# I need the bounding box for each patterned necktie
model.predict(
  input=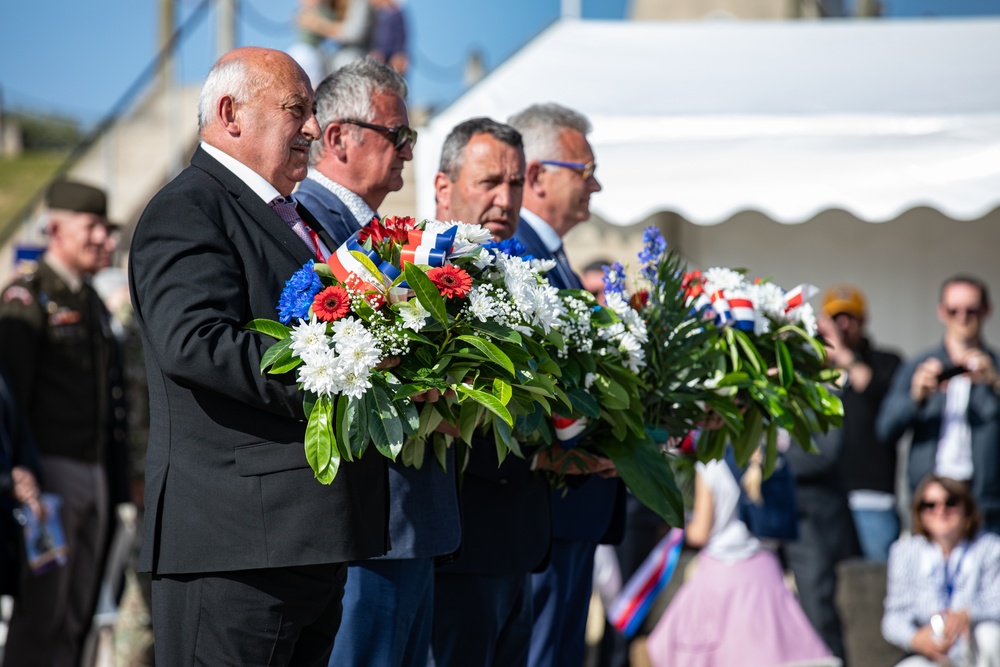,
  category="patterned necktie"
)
[270,197,320,258]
